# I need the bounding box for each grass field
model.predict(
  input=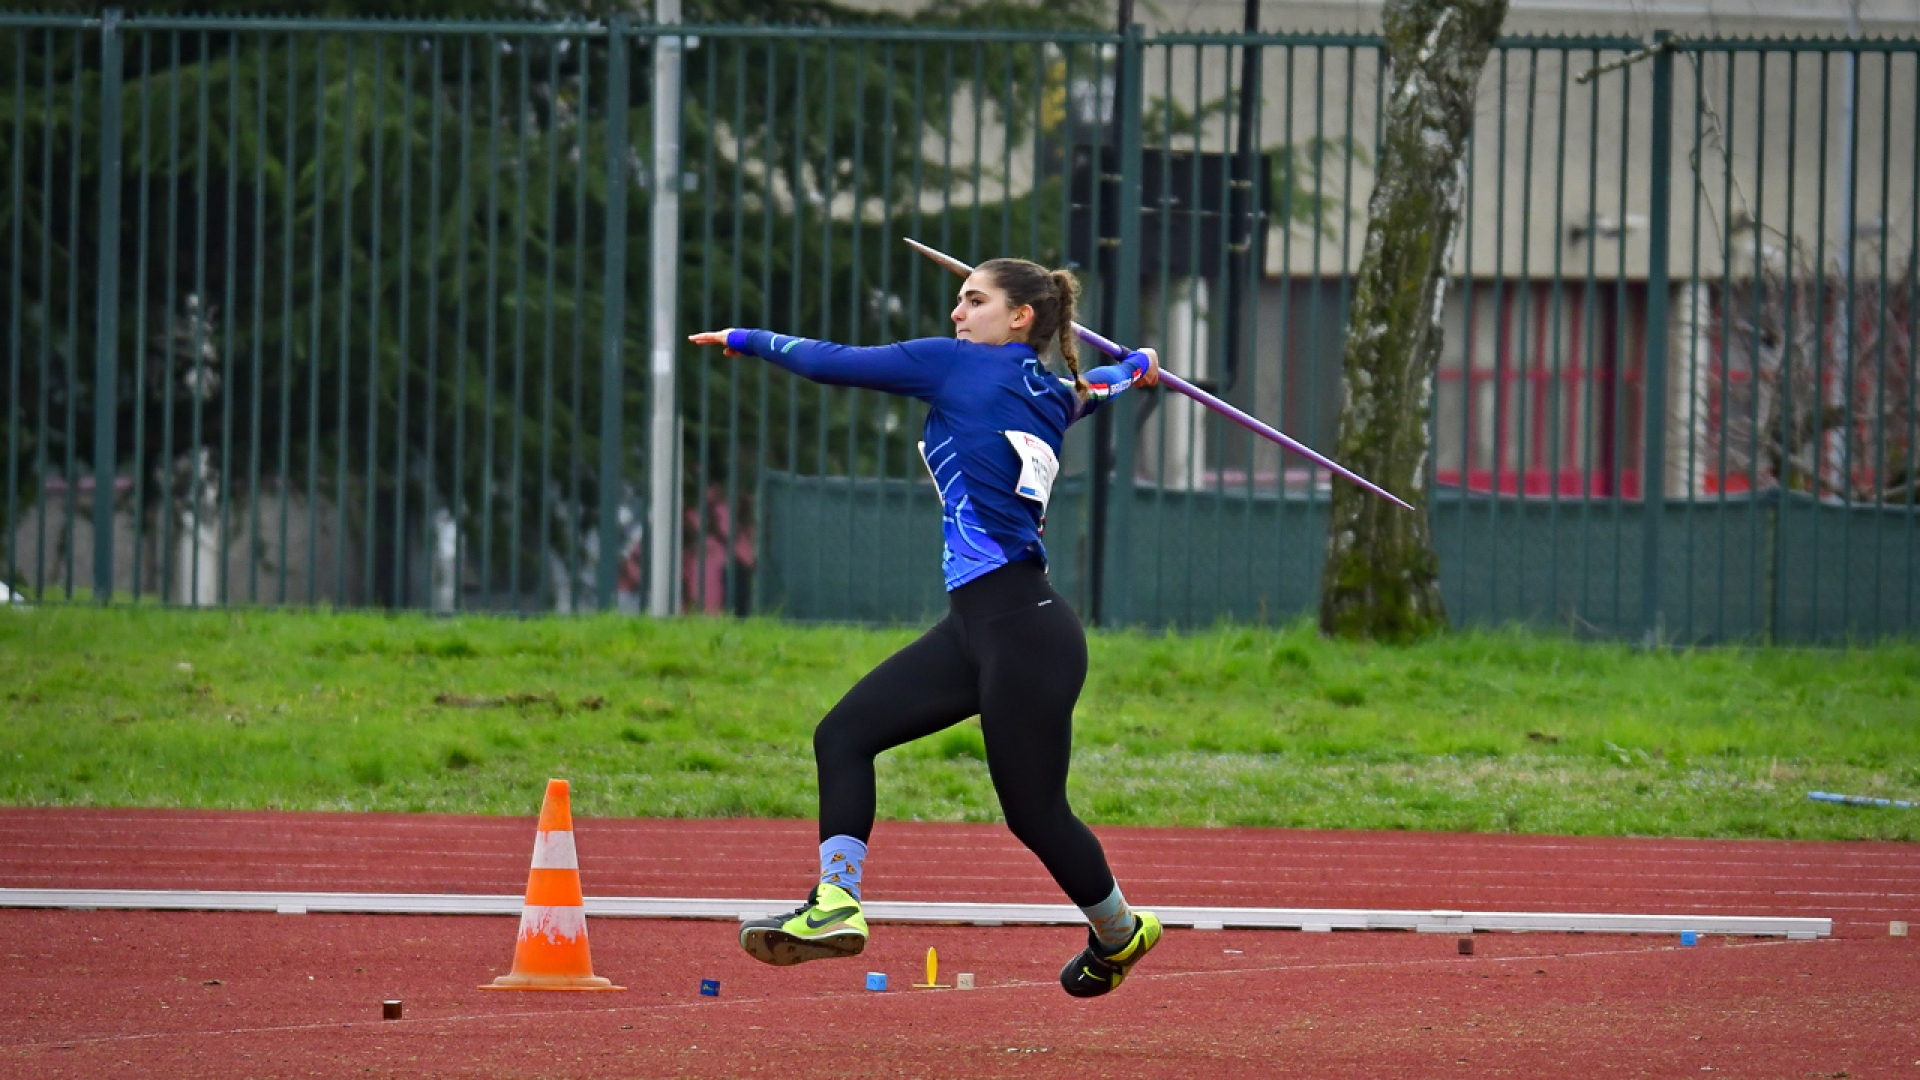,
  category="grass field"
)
[2,605,1916,841]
